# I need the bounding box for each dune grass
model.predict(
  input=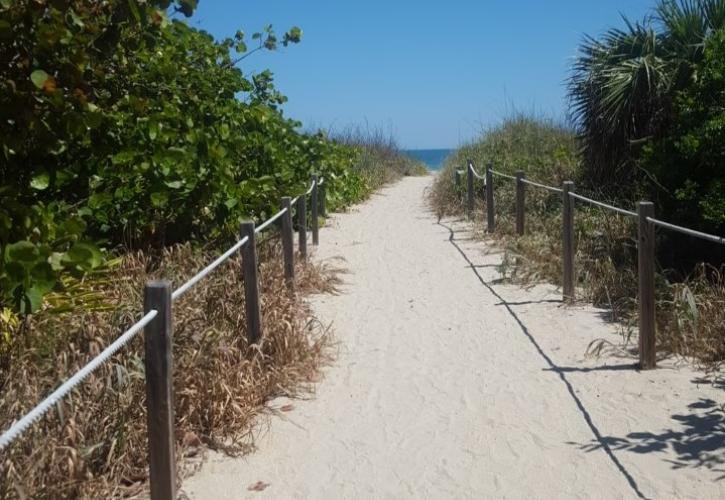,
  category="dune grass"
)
[431,113,725,369]
[0,240,341,499]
